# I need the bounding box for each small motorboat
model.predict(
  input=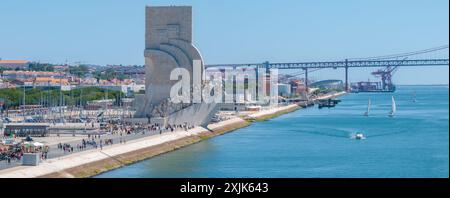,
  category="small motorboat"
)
[355,133,365,140]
